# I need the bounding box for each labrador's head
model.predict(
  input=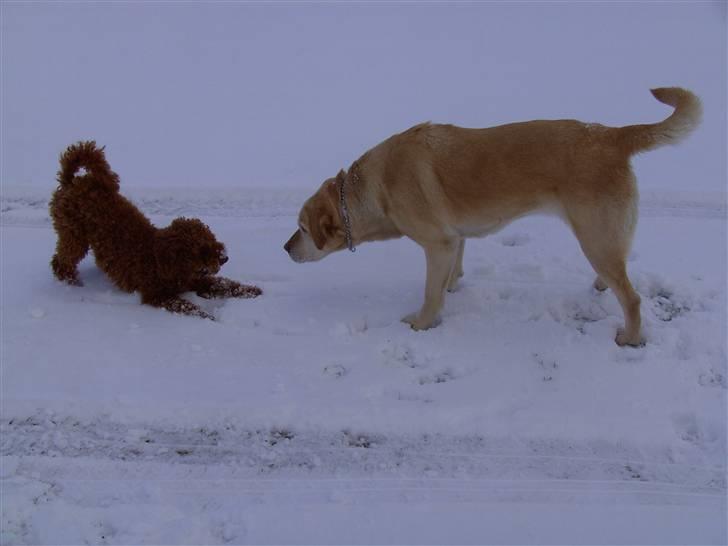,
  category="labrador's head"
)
[284,171,348,263]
